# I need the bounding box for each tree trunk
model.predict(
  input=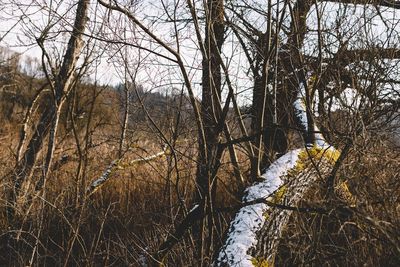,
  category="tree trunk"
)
[196,0,225,264]
[250,0,273,181]
[9,0,90,215]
